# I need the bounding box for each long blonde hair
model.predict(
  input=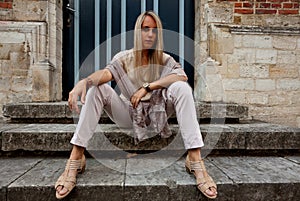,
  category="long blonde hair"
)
[133,11,164,68]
